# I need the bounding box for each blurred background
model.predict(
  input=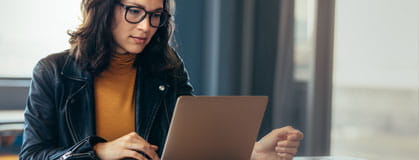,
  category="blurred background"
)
[0,0,418,159]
